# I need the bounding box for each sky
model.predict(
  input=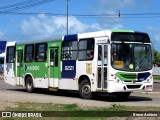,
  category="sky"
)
[0,0,160,51]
